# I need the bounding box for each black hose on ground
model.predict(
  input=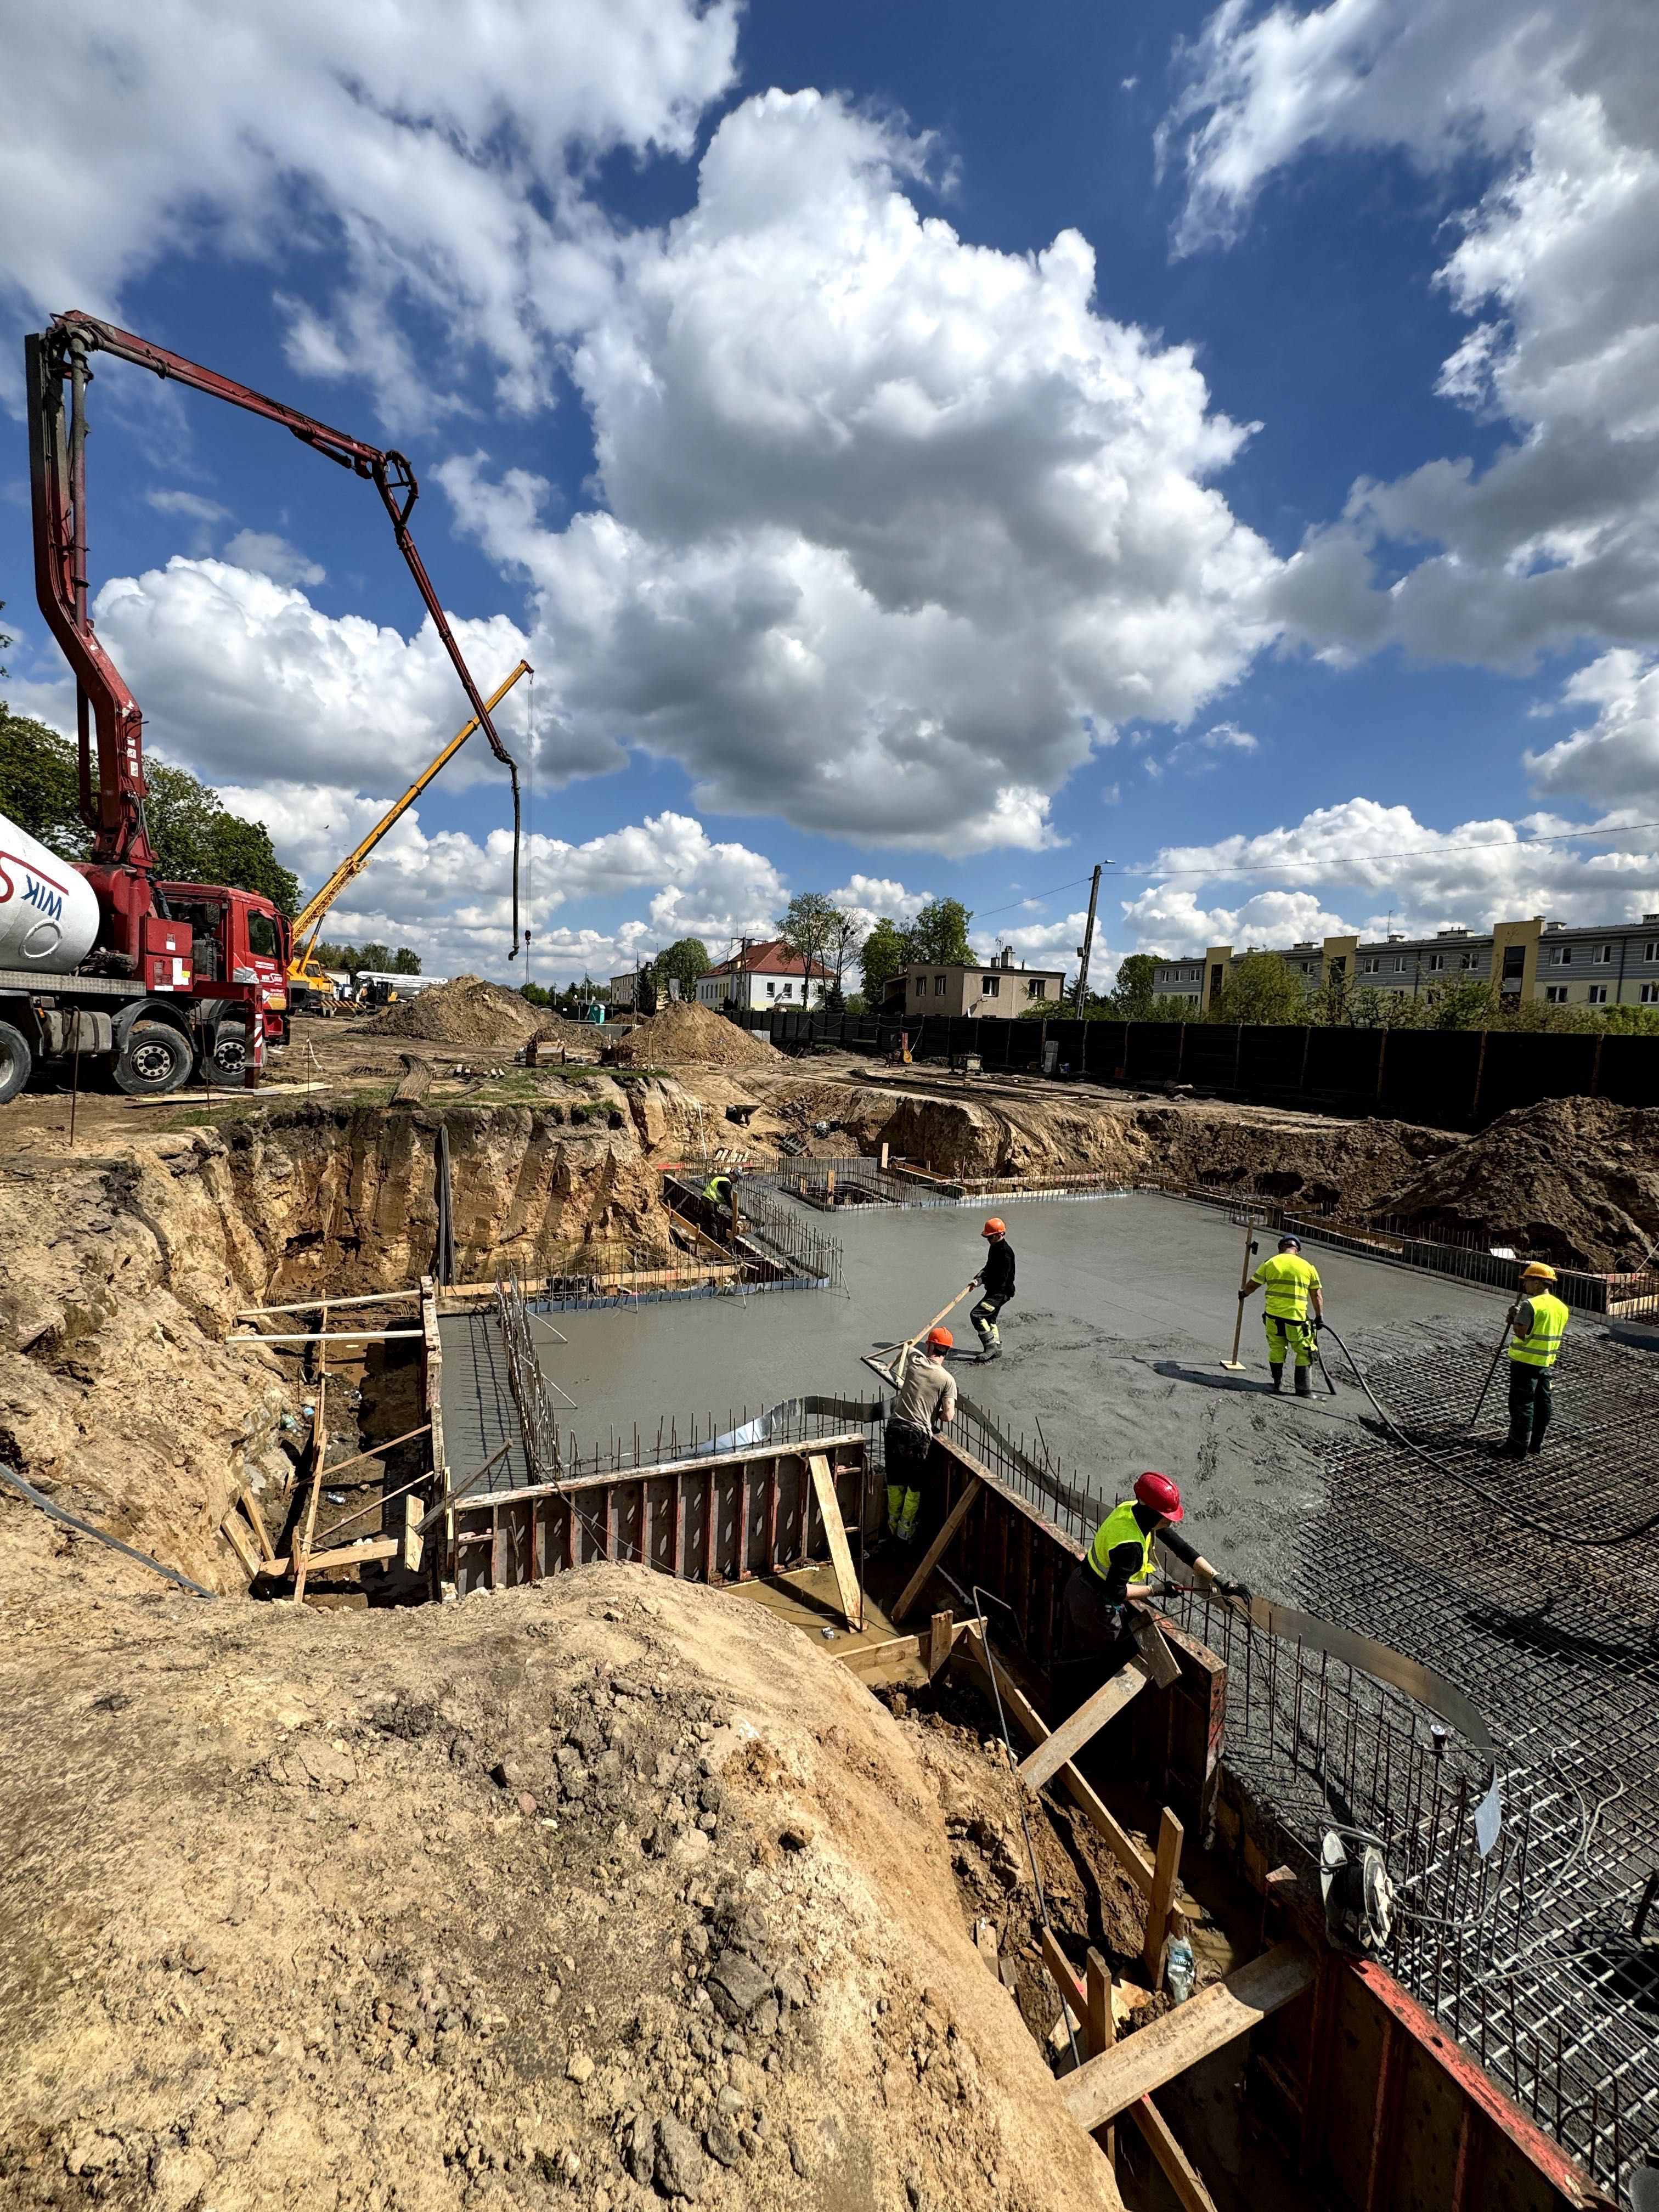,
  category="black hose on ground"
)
[0,1464,216,1598]
[1316,1318,1659,1549]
